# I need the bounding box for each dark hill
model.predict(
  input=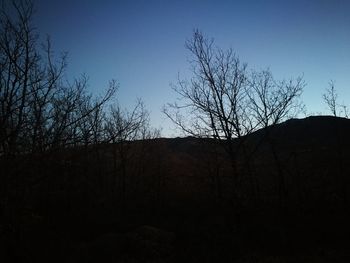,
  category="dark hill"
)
[248,115,350,148]
[2,116,350,262]
[233,116,350,208]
